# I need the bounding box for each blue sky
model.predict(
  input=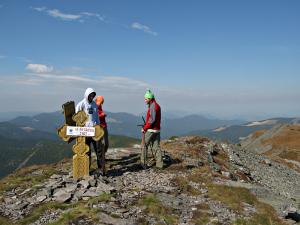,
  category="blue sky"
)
[0,0,299,120]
